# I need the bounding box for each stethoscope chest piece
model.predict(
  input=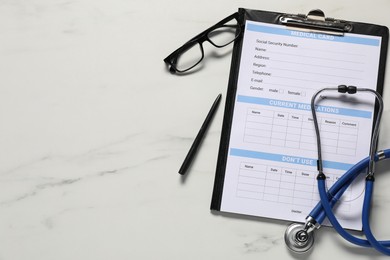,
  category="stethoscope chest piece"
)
[284,223,314,253]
